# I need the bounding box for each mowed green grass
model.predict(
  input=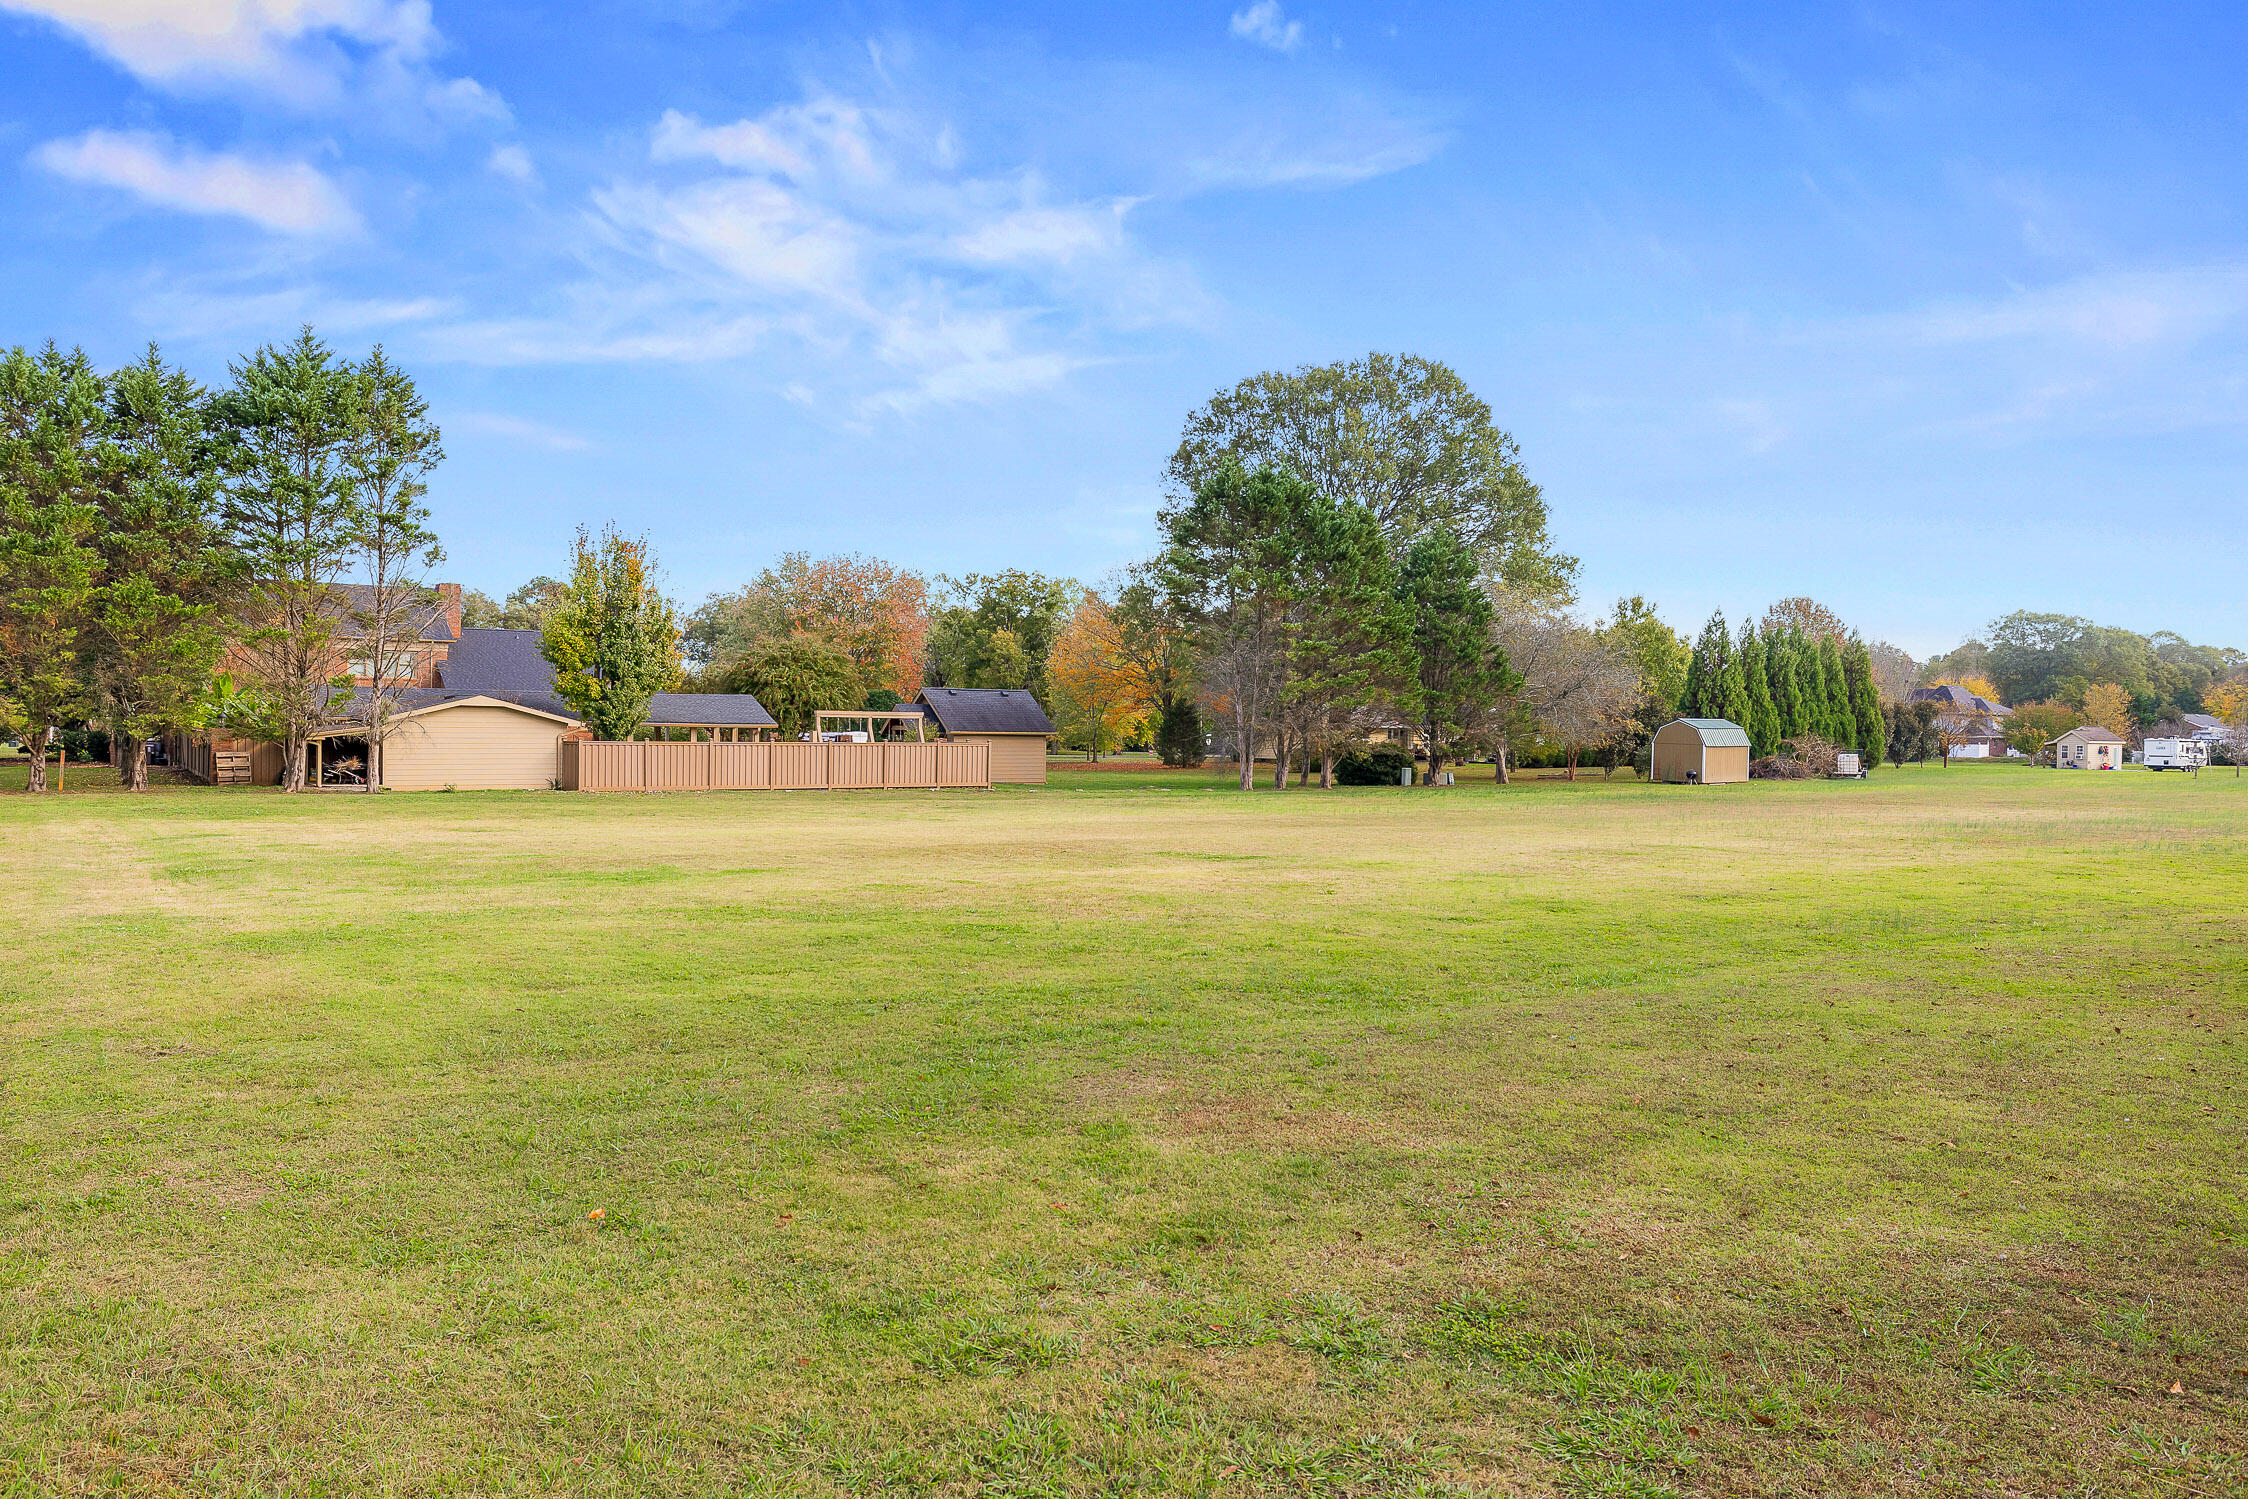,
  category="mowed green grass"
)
[1,763,2243,1497]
